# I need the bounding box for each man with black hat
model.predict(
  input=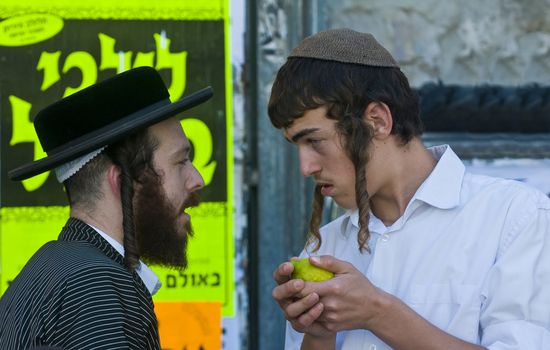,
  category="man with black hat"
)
[270,29,550,349]
[0,67,213,349]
